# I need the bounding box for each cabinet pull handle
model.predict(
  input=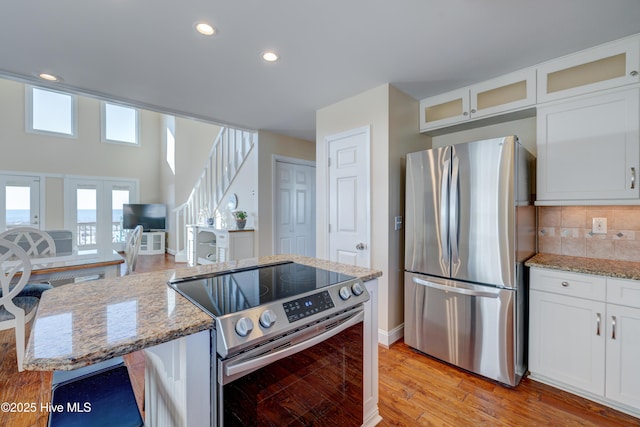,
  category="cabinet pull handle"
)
[631,70,639,77]
[561,281,569,287]
[596,313,601,336]
[611,316,617,340]
[631,167,636,189]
